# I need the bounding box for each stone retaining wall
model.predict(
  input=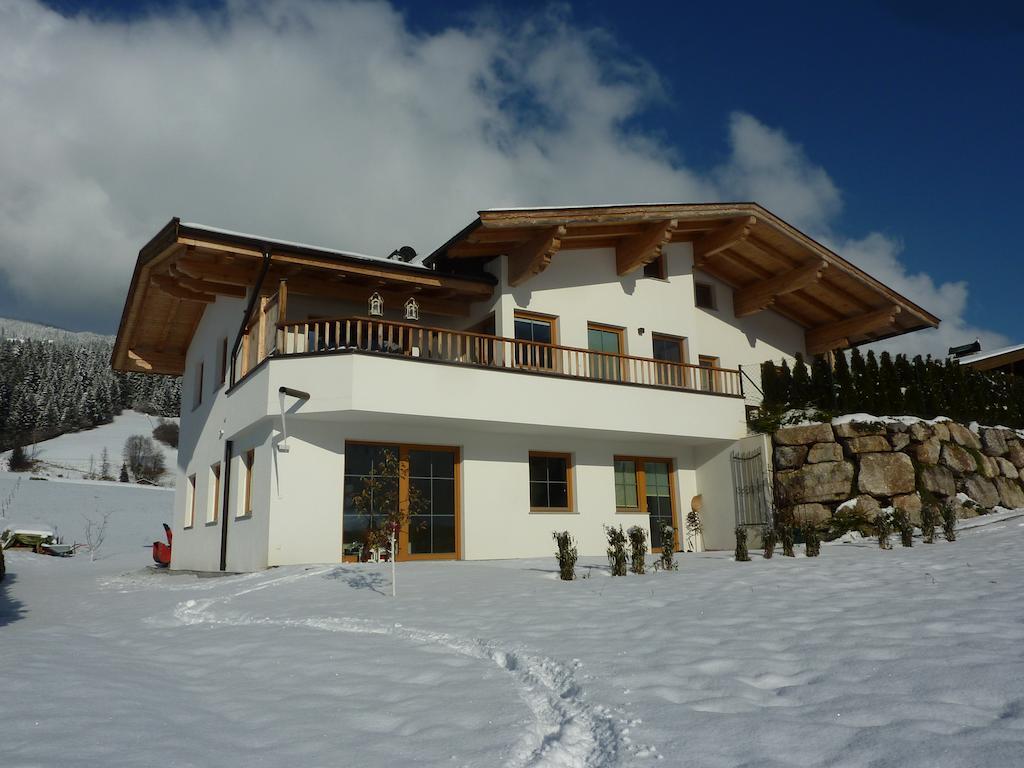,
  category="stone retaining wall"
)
[772,418,1024,526]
